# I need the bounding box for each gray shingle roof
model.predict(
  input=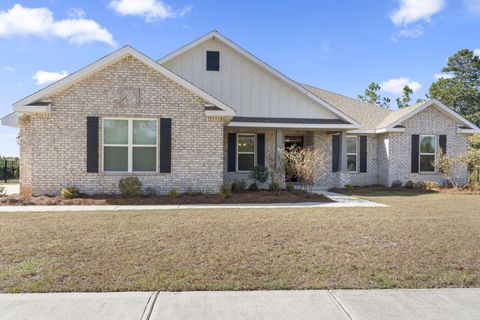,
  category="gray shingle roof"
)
[300,83,392,130]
